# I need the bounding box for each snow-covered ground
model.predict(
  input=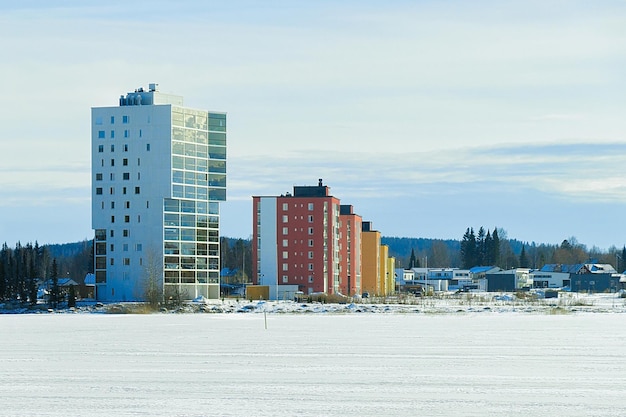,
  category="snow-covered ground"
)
[1,296,626,416]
